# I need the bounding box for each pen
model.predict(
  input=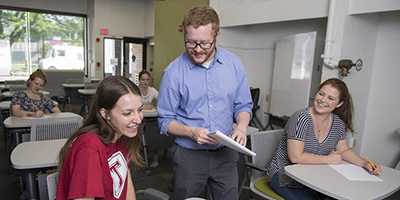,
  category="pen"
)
[32,103,40,112]
[364,153,379,175]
